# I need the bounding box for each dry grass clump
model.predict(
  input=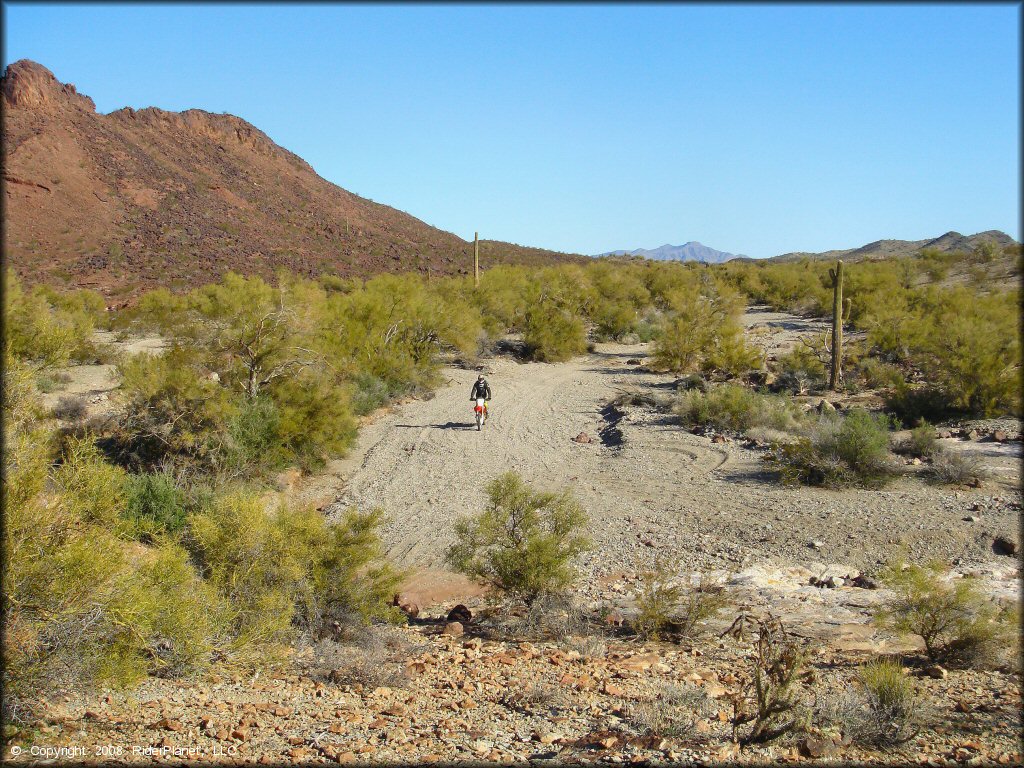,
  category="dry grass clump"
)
[633,559,729,640]
[923,448,988,486]
[305,626,415,690]
[511,592,593,641]
[52,394,88,421]
[818,658,921,746]
[627,682,715,741]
